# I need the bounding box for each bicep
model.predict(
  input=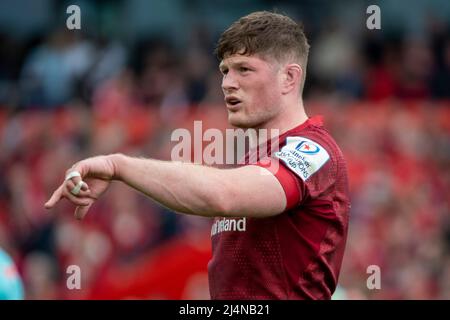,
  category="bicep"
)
[219,165,288,218]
